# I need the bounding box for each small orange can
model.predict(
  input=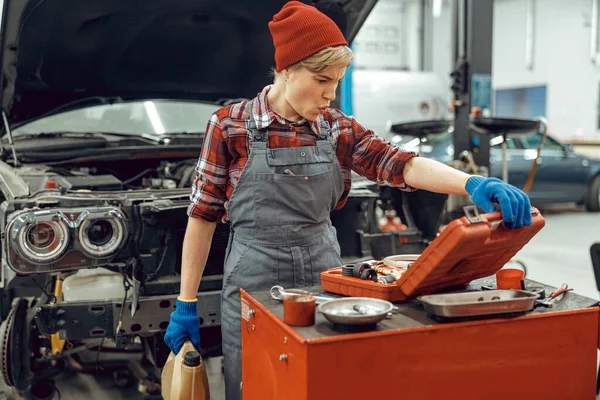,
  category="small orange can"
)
[496,268,525,290]
[283,295,316,326]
